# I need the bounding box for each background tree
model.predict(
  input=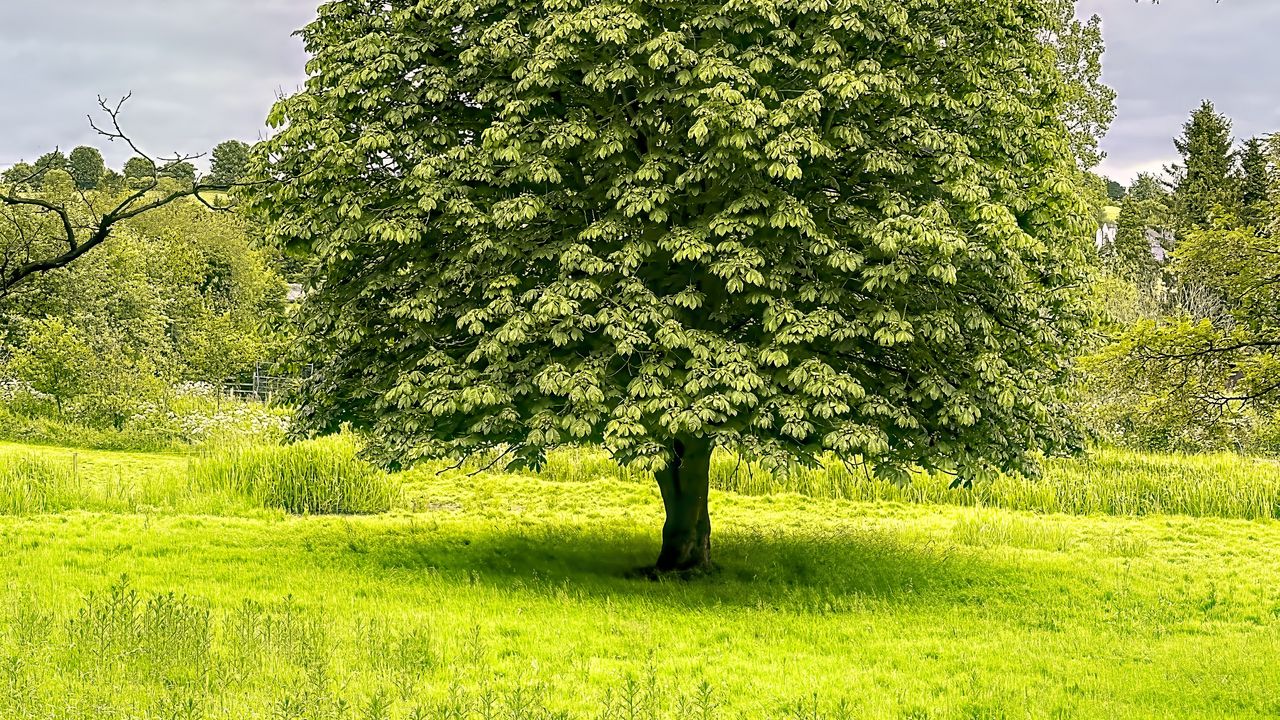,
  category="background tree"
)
[1238,136,1272,231]
[252,0,1093,572]
[6,317,94,415]
[1106,186,1166,285]
[209,140,252,186]
[1,196,287,429]
[1091,136,1280,449]
[1168,101,1239,235]
[99,168,126,195]
[67,146,106,190]
[159,161,197,185]
[123,156,157,187]
[1106,178,1127,203]
[1048,5,1116,170]
[33,150,67,179]
[1,163,36,188]
[1128,173,1167,203]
